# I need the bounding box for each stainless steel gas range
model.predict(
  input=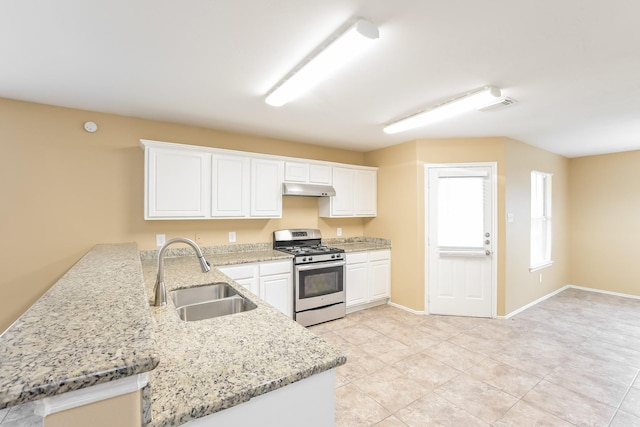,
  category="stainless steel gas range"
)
[273,229,346,327]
